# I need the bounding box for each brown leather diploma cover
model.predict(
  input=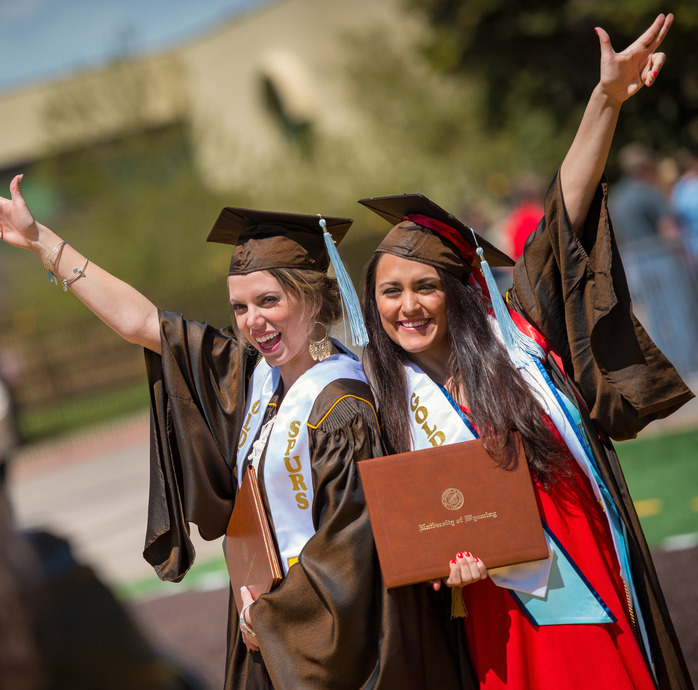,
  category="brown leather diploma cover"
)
[358,434,547,588]
[225,466,283,613]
